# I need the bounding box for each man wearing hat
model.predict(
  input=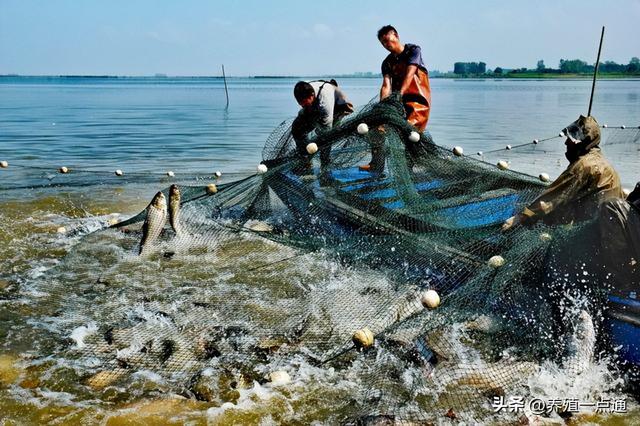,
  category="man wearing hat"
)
[502,115,623,230]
